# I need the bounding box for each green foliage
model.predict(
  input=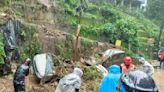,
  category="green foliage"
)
[63,0,159,57]
[20,35,41,62]
[20,48,28,62]
[80,25,98,39]
[138,37,148,43]
[98,16,139,52]
[83,13,97,19]
[86,3,99,14]
[0,0,10,7]
[20,25,41,61]
[99,23,116,43]
[20,40,41,62]
[29,40,41,58]
[0,33,5,65]
[145,0,164,25]
[122,48,139,63]
[55,35,73,59]
[65,0,77,5]
[64,3,76,15]
[21,25,37,41]
[57,44,72,59]
[83,66,100,80]
[100,6,115,19]
[115,17,139,51]
[81,38,92,48]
